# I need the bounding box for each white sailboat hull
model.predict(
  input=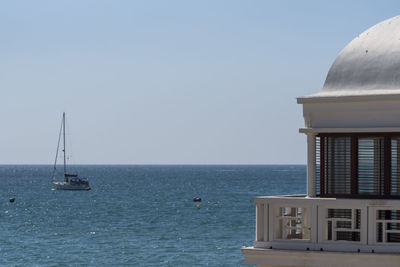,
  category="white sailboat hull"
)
[53,181,91,191]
